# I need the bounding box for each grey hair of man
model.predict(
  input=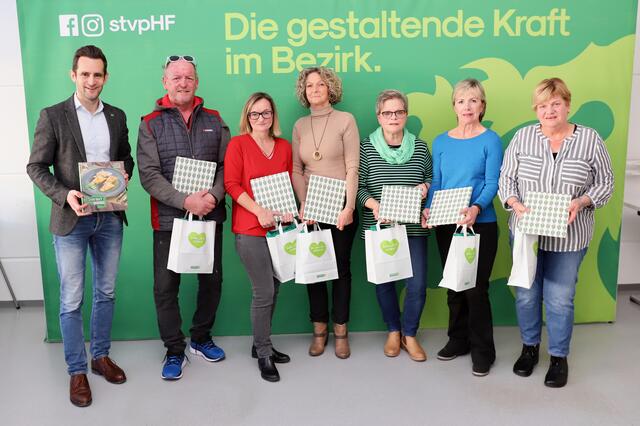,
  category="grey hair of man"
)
[162,58,198,80]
